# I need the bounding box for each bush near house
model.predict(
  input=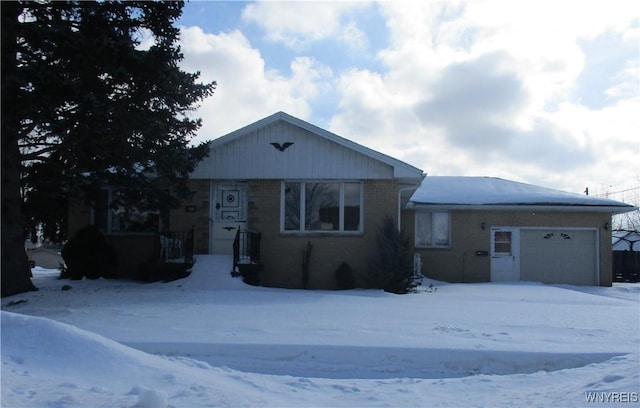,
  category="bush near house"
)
[302,241,313,289]
[61,226,117,280]
[335,262,356,290]
[368,216,413,294]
